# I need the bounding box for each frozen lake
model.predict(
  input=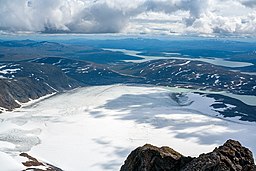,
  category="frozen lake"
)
[0,85,255,171]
